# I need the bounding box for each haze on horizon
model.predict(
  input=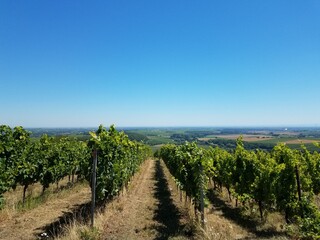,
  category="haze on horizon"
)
[1,1,319,128]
